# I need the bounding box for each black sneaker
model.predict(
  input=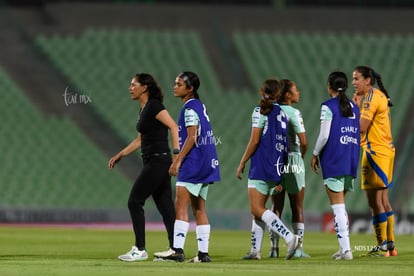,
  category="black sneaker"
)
[366,246,387,257]
[157,248,185,262]
[188,252,212,263]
